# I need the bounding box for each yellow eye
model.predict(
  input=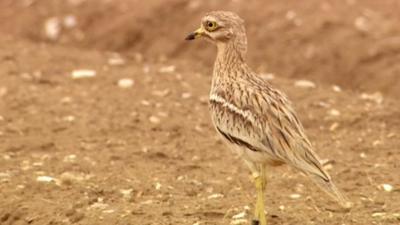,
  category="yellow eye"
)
[206,21,218,31]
